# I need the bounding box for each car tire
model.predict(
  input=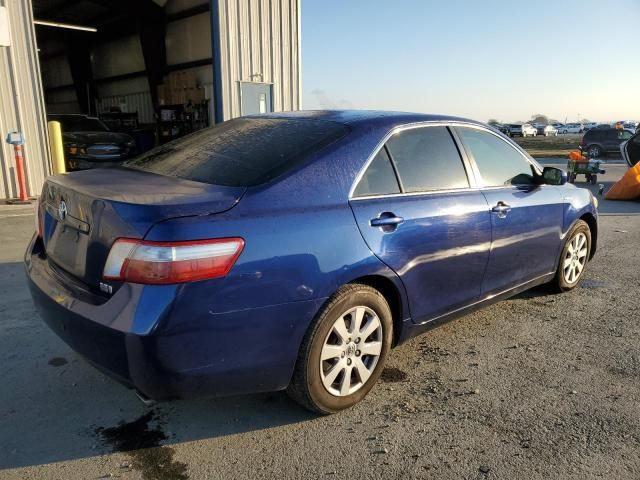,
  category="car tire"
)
[587,145,602,158]
[551,220,591,292]
[287,283,393,414]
